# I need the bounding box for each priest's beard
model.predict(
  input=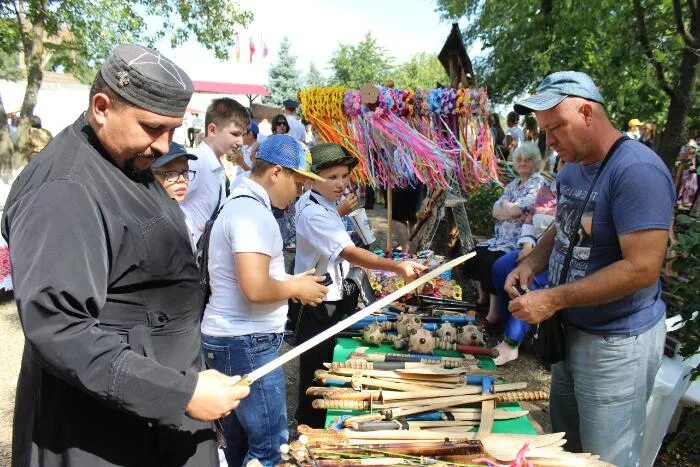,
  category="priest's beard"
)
[123,152,156,184]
